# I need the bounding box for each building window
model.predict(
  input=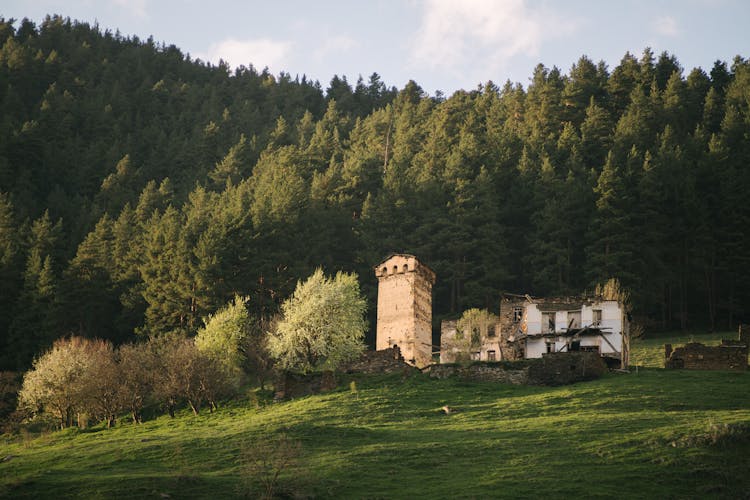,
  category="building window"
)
[487,325,496,337]
[546,342,556,353]
[567,311,581,329]
[512,307,523,322]
[487,350,496,361]
[542,312,555,333]
[471,351,480,361]
[471,327,481,346]
[381,267,387,275]
[403,264,409,272]
[393,265,398,274]
[593,309,602,325]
